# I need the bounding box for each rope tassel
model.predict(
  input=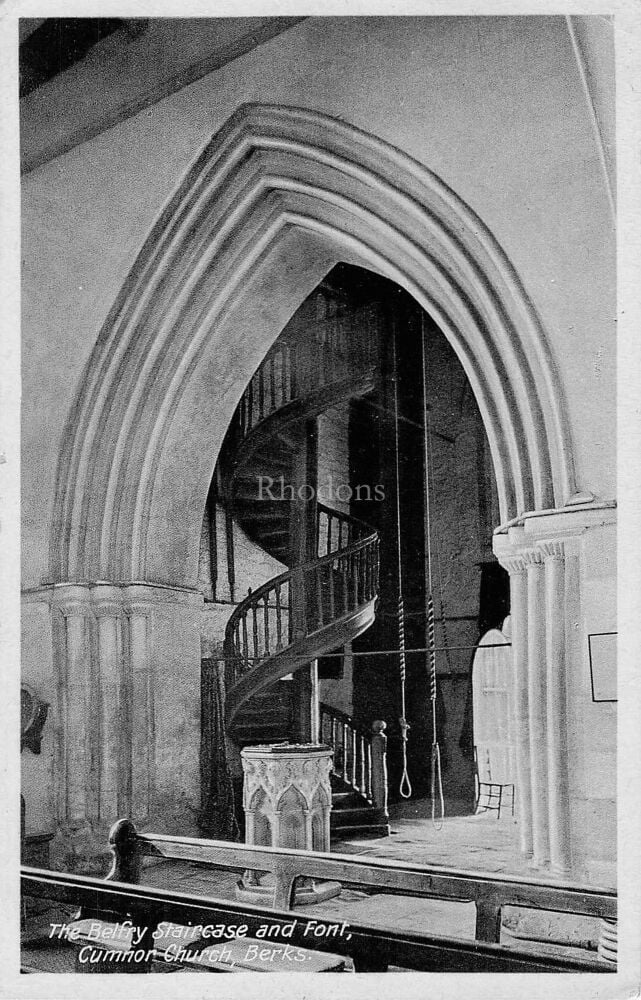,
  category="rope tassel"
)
[427,594,436,699]
[398,595,412,799]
